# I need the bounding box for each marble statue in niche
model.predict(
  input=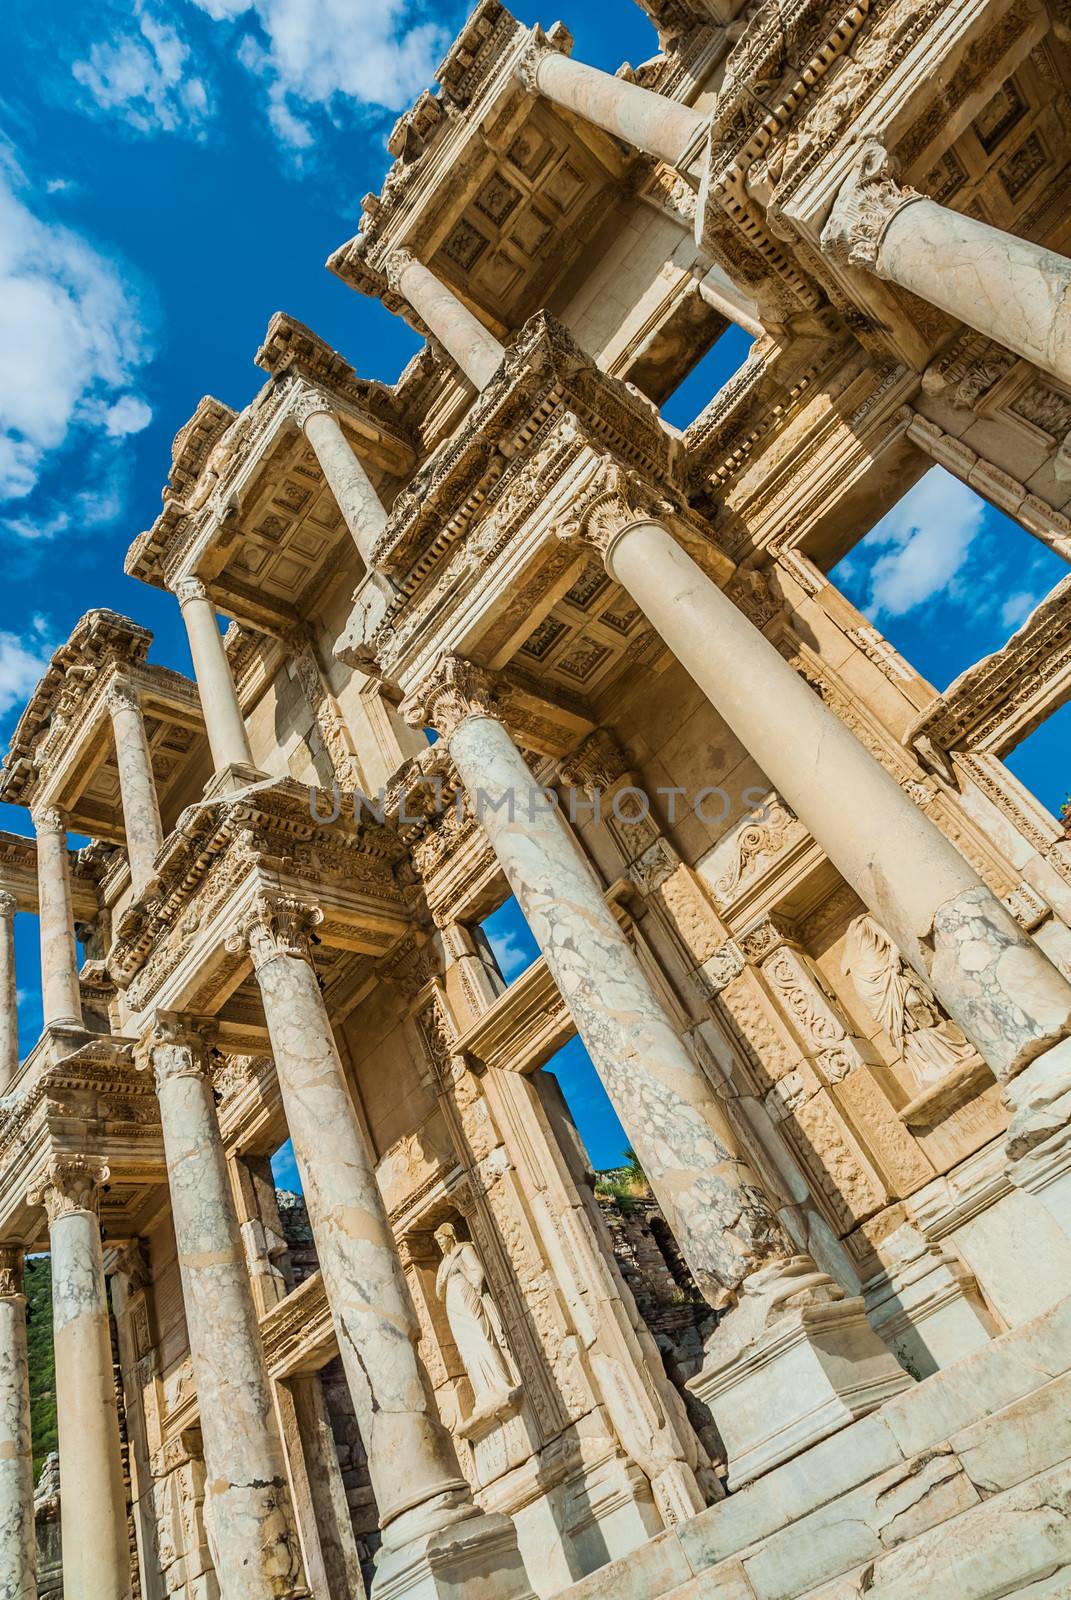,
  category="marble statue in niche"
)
[434,1220,521,1428]
[843,913,990,1122]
